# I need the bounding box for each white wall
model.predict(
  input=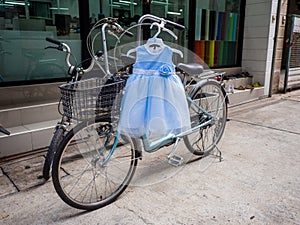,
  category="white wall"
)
[242,0,278,96]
